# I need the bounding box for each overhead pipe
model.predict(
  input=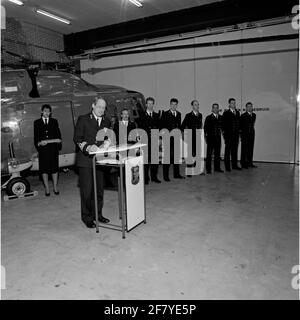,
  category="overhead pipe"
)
[87,33,298,60]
